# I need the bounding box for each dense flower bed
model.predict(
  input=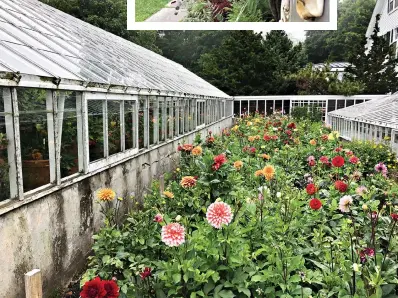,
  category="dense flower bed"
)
[82,114,398,298]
